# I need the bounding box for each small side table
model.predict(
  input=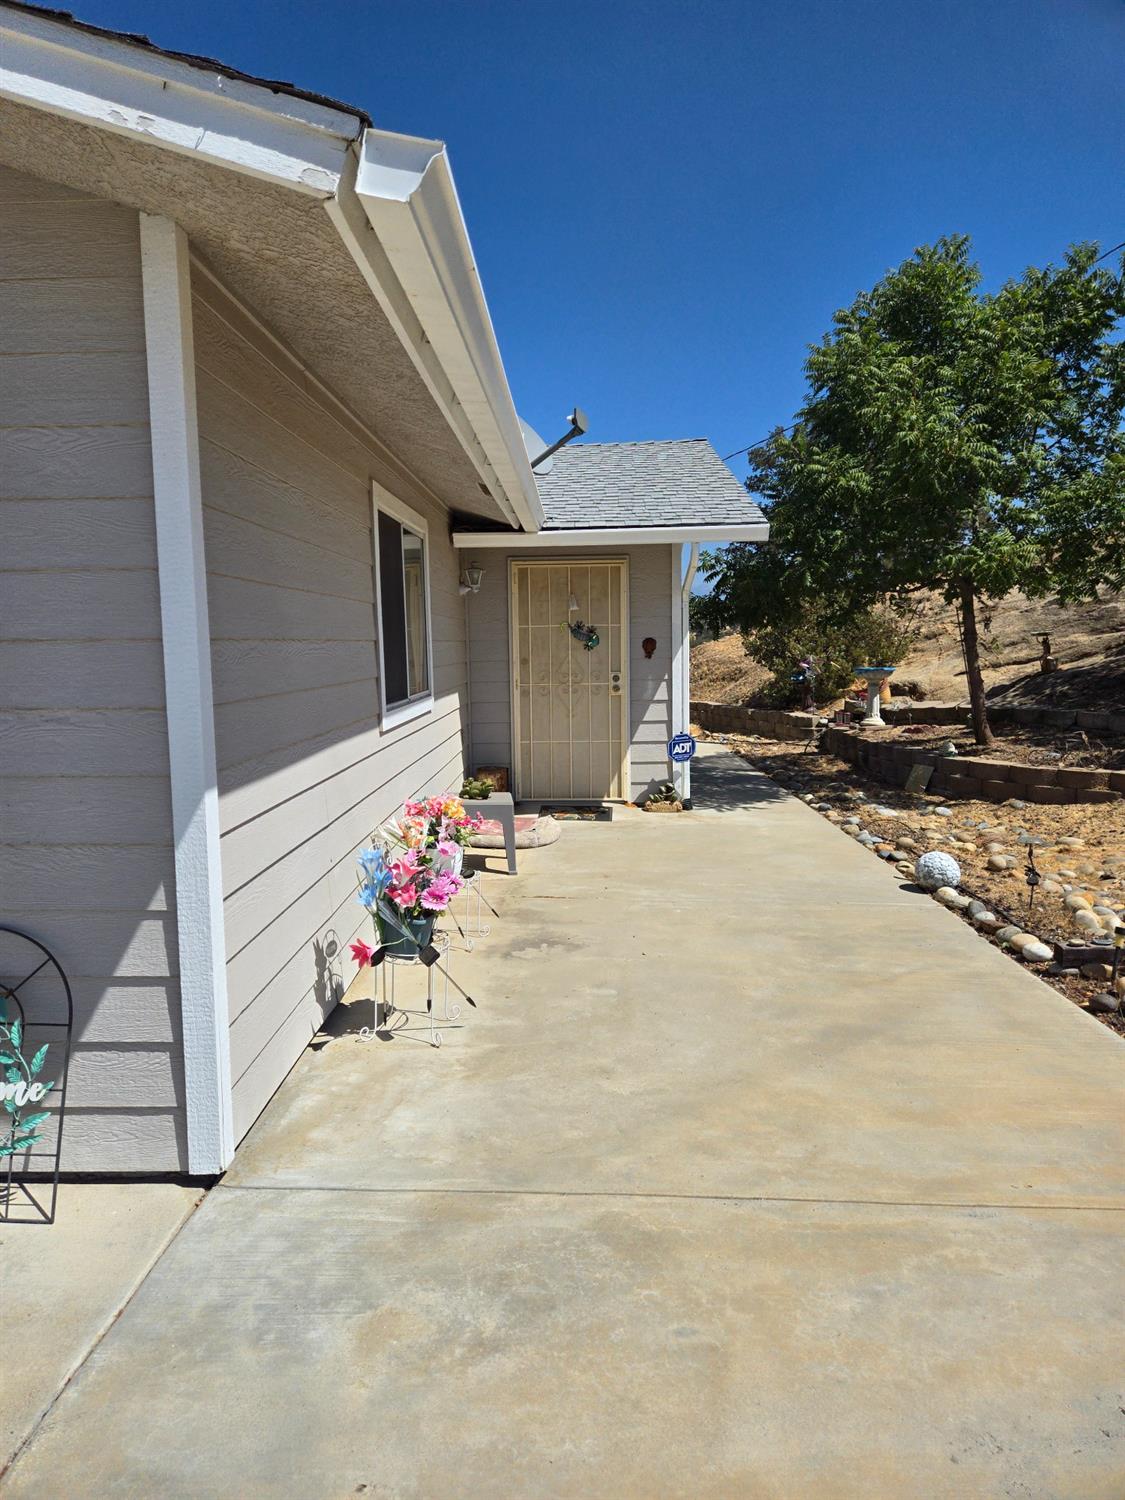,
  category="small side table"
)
[463,791,517,875]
